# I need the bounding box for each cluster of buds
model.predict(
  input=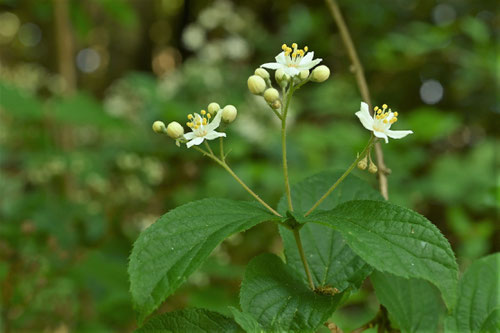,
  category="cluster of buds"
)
[357,154,378,174]
[152,102,237,148]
